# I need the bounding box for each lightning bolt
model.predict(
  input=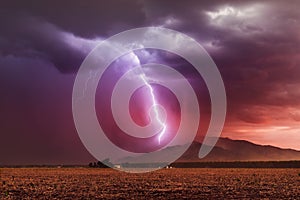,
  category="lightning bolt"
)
[75,70,95,104]
[77,50,167,144]
[140,74,167,144]
[128,51,167,144]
